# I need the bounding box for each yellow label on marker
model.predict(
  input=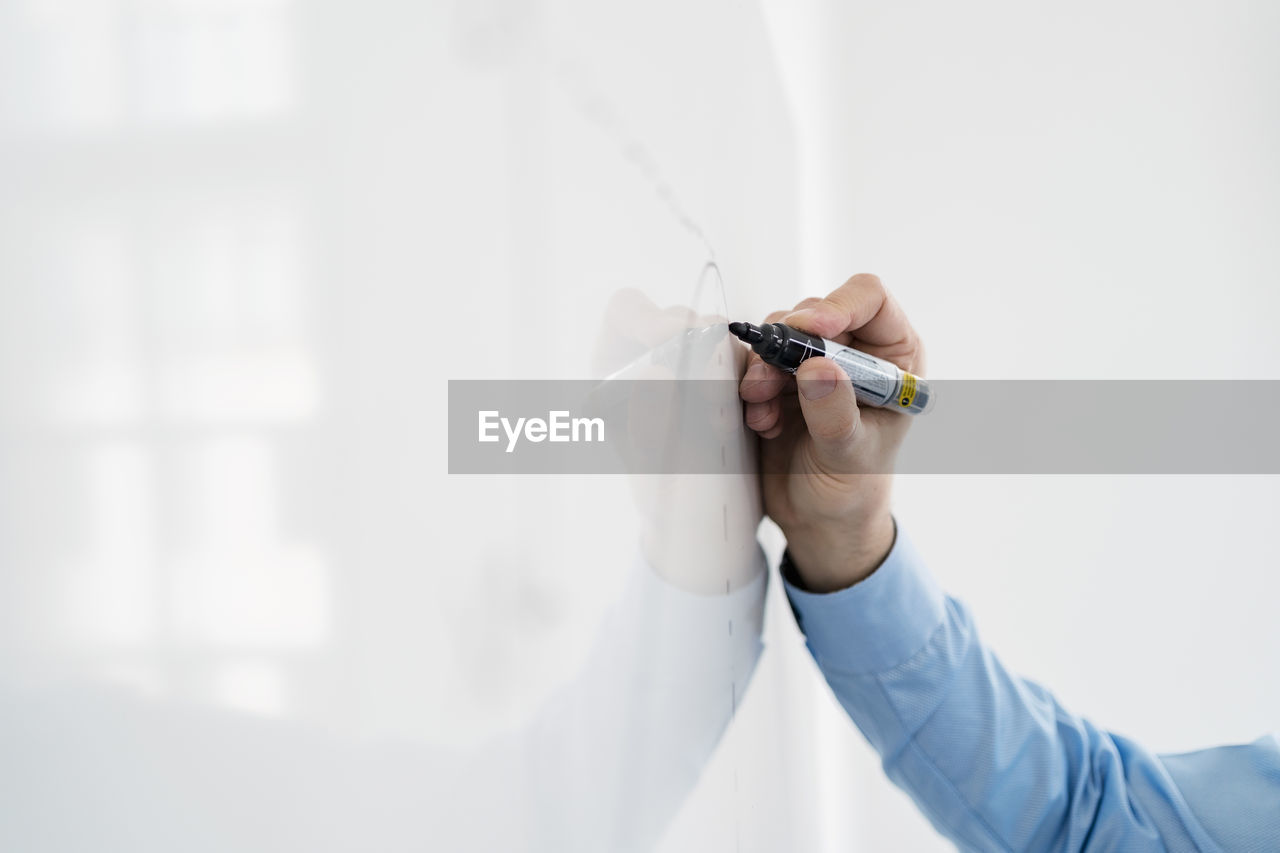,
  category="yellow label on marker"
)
[899,373,918,407]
